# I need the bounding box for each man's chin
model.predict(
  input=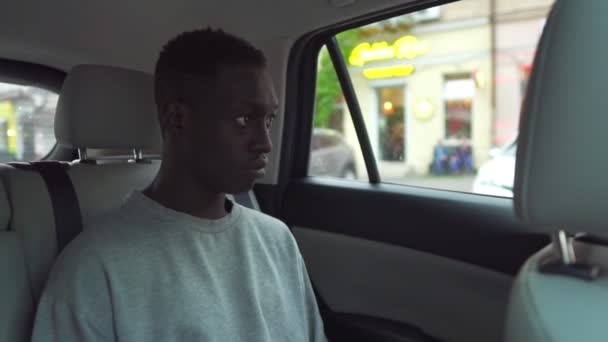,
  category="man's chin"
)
[218,169,265,195]
[224,180,256,195]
